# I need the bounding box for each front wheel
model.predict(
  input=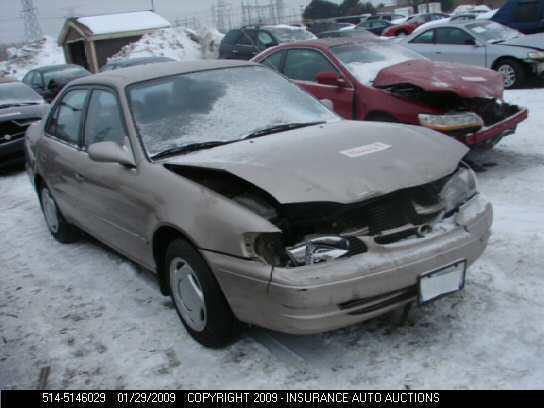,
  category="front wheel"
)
[166,239,237,347]
[495,59,525,89]
[39,186,79,243]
